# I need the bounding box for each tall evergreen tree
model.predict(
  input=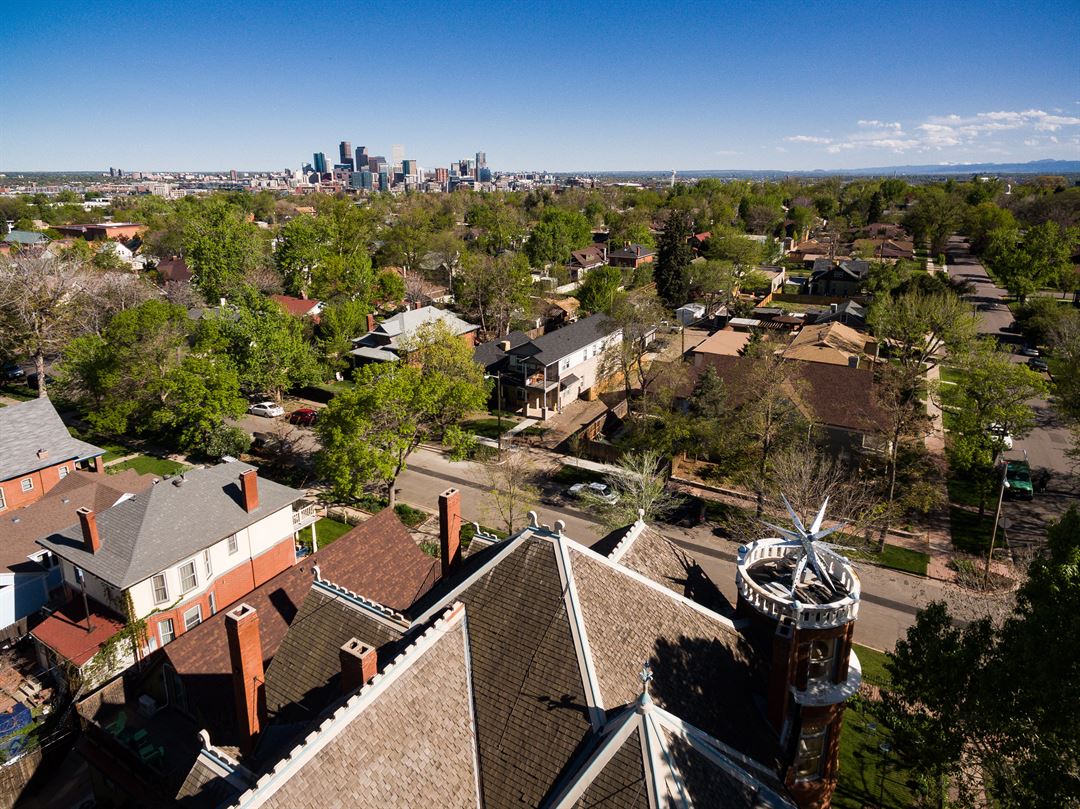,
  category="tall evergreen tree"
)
[653,210,694,306]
